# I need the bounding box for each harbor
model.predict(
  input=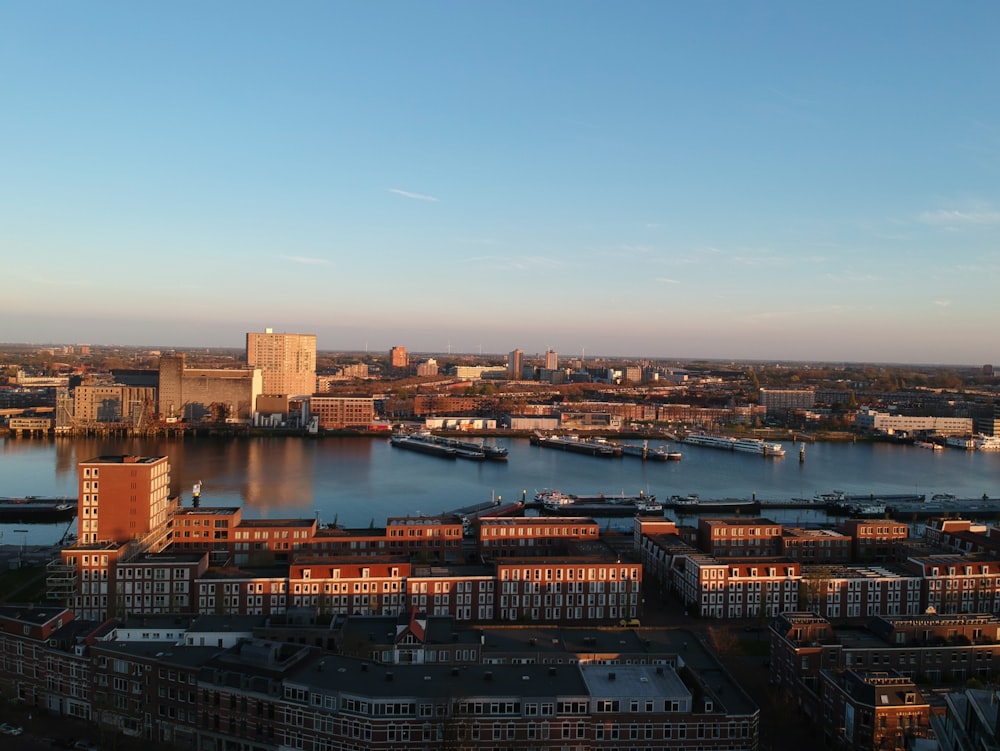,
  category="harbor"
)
[3,435,1000,544]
